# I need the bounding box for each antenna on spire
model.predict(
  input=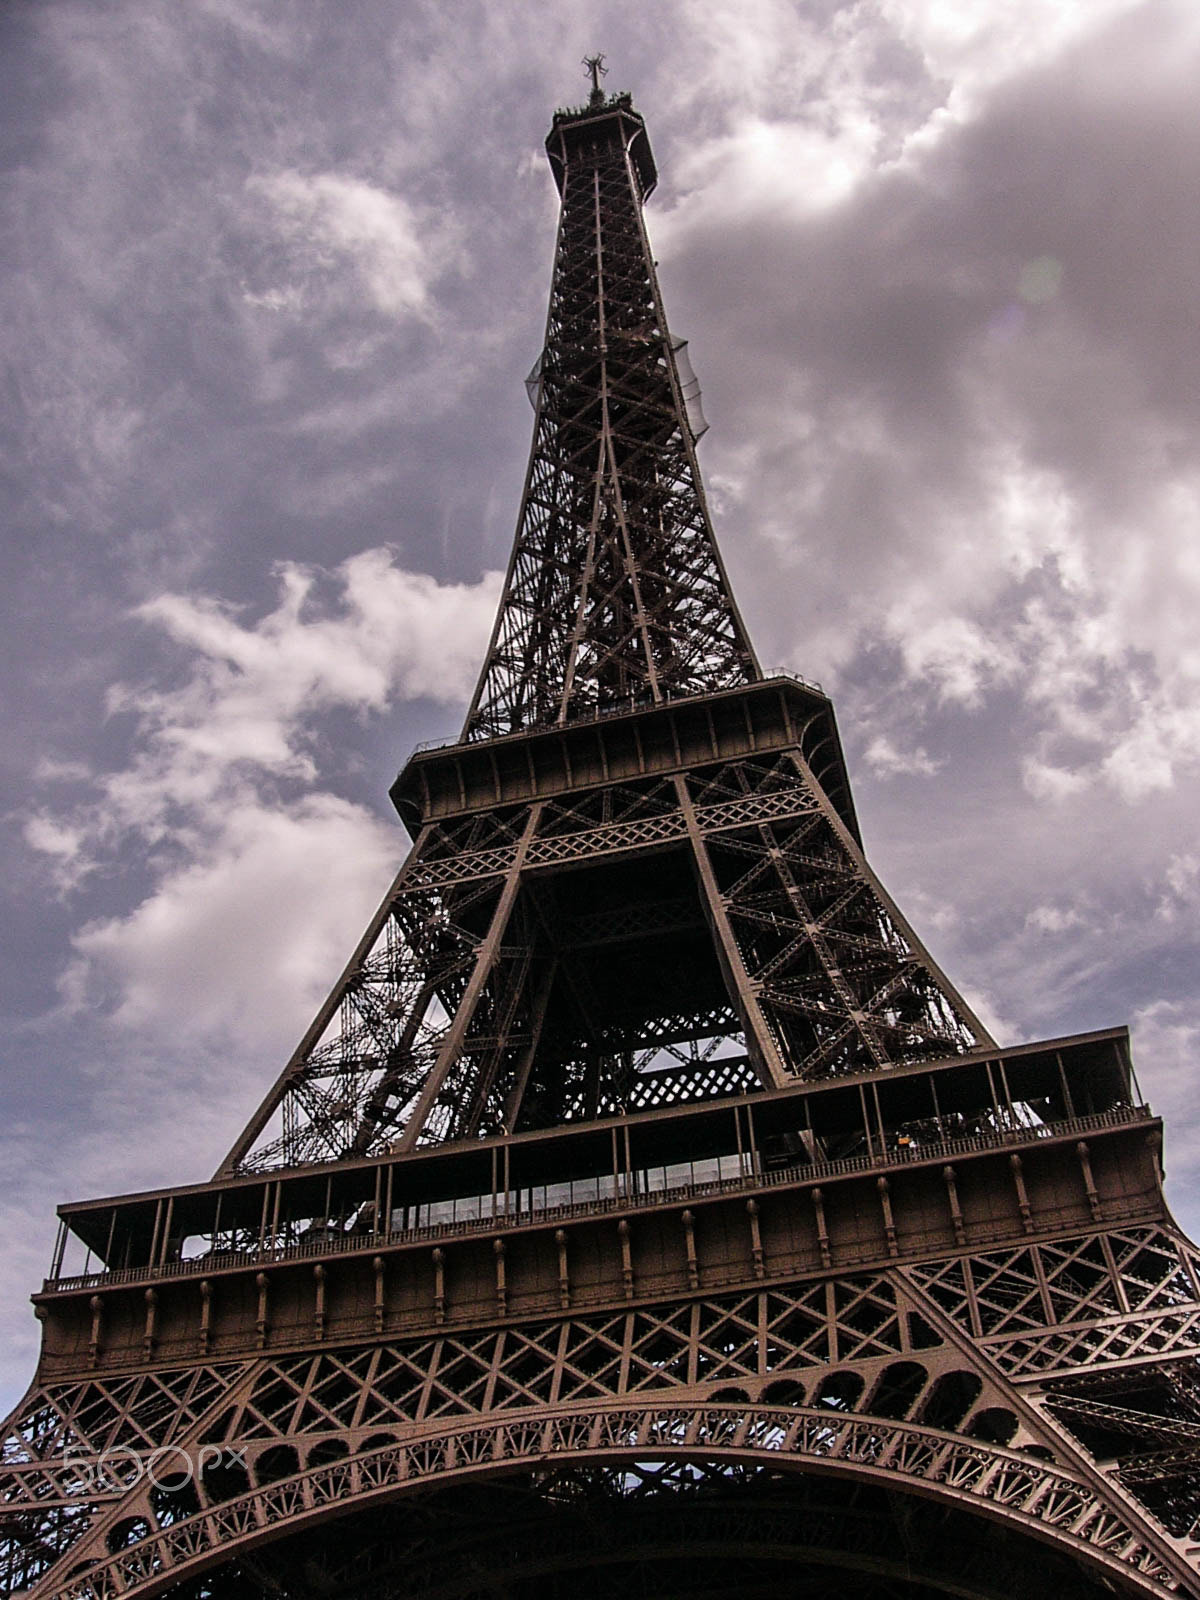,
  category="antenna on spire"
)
[582,52,608,106]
